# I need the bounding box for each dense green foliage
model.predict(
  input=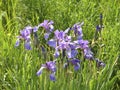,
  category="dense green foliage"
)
[0,0,120,90]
